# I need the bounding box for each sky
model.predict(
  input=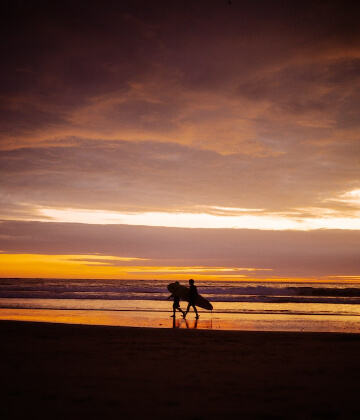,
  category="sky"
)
[0,0,359,281]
